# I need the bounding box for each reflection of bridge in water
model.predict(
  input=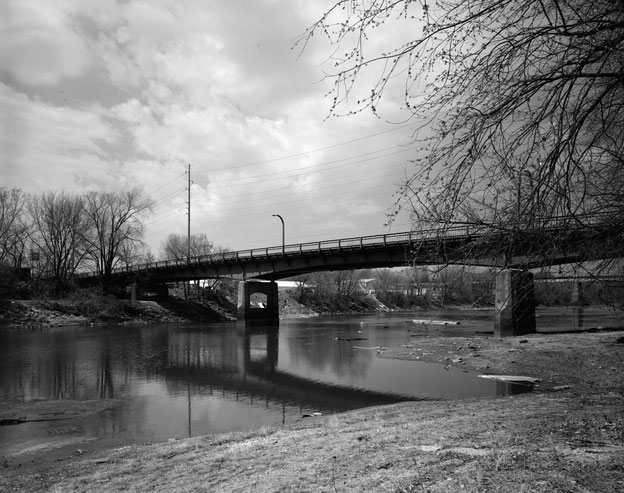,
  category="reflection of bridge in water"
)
[163,326,422,417]
[162,325,528,421]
